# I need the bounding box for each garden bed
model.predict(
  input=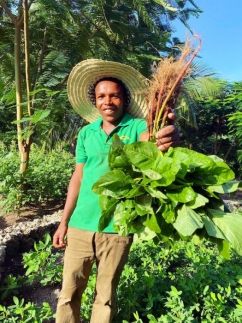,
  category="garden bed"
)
[0,193,242,322]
